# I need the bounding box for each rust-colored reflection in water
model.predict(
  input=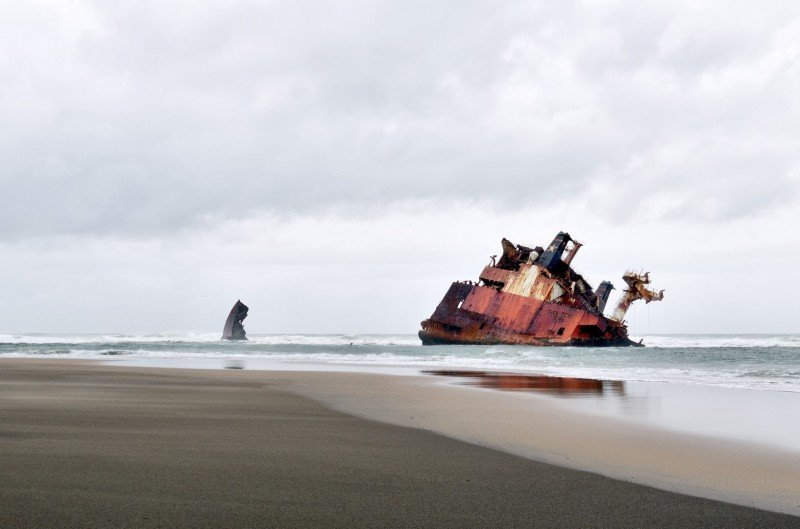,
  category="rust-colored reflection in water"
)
[423,370,625,396]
